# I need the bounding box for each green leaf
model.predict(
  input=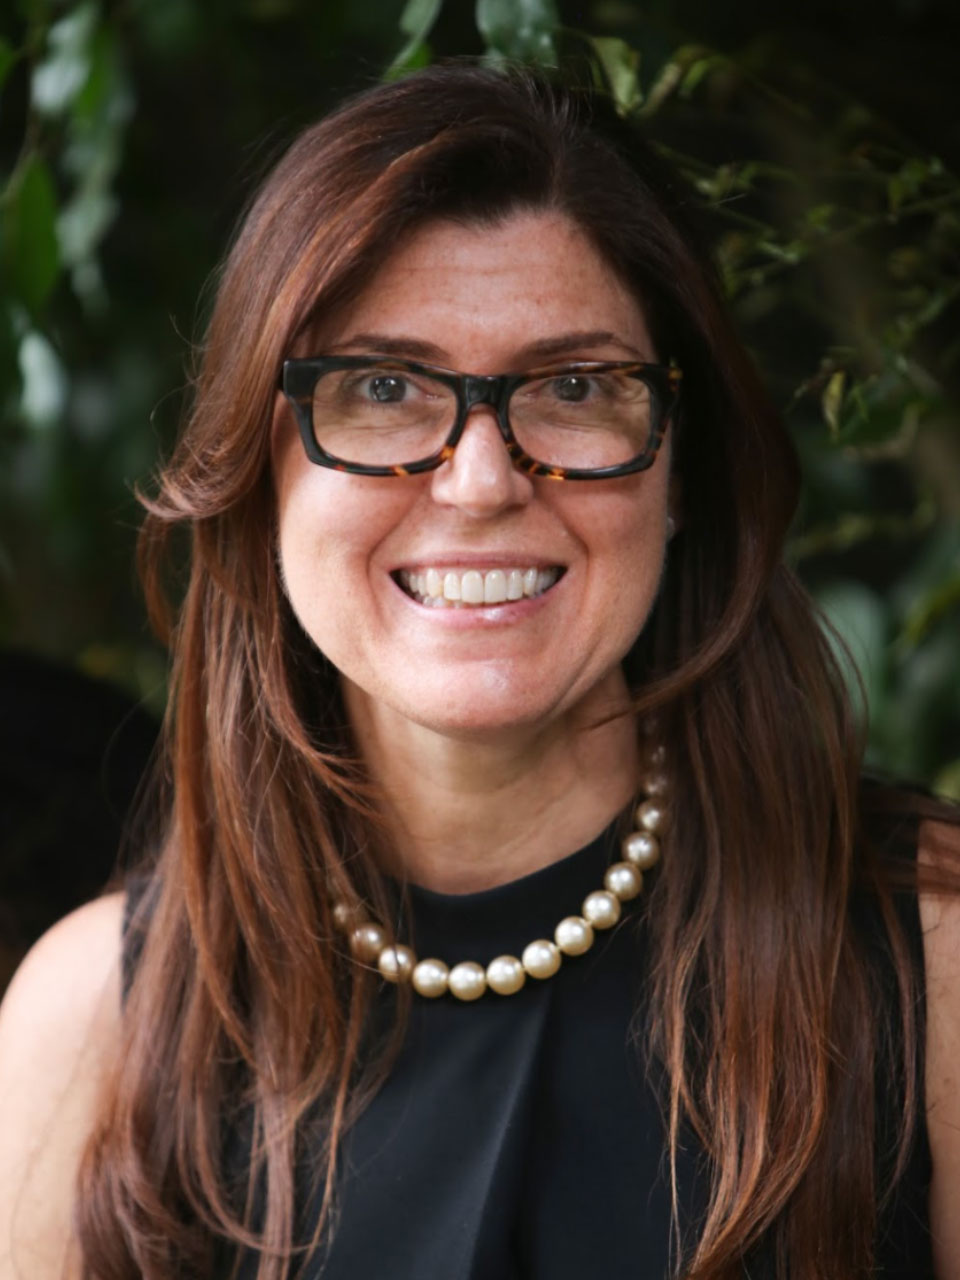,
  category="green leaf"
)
[822,369,846,436]
[475,0,559,64]
[805,203,835,233]
[679,53,724,98]
[2,155,60,313]
[387,0,443,78]
[788,502,936,562]
[886,156,940,215]
[30,1,98,117]
[639,58,683,116]
[589,35,641,114]
[828,369,940,449]
[899,573,960,649]
[18,328,67,427]
[755,237,804,265]
[399,0,443,41]
[386,40,433,78]
[57,186,117,268]
[0,37,18,91]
